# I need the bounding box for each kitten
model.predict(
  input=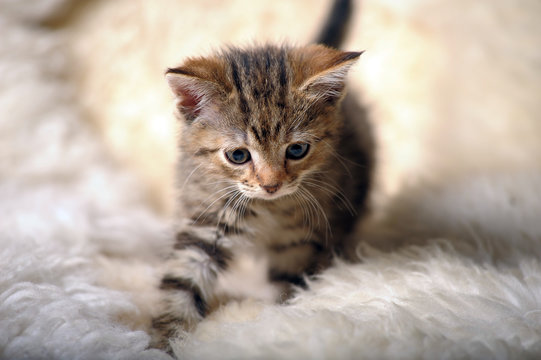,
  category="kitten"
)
[151,0,373,352]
